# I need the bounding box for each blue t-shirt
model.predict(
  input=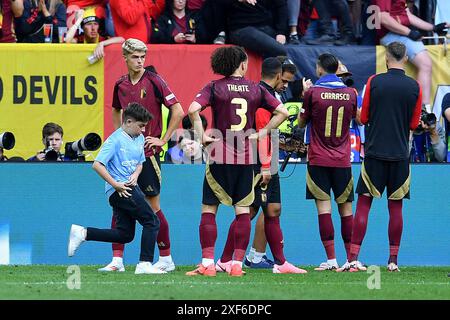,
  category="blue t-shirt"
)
[95,128,146,198]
